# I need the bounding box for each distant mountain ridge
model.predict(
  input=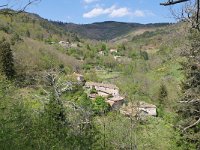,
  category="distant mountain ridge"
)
[1,9,171,41]
[53,21,171,41]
